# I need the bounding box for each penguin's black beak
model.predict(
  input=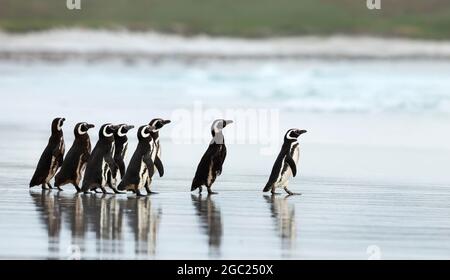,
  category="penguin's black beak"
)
[126,125,135,130]
[162,120,171,126]
[298,129,307,135]
[225,120,233,126]
[87,124,95,129]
